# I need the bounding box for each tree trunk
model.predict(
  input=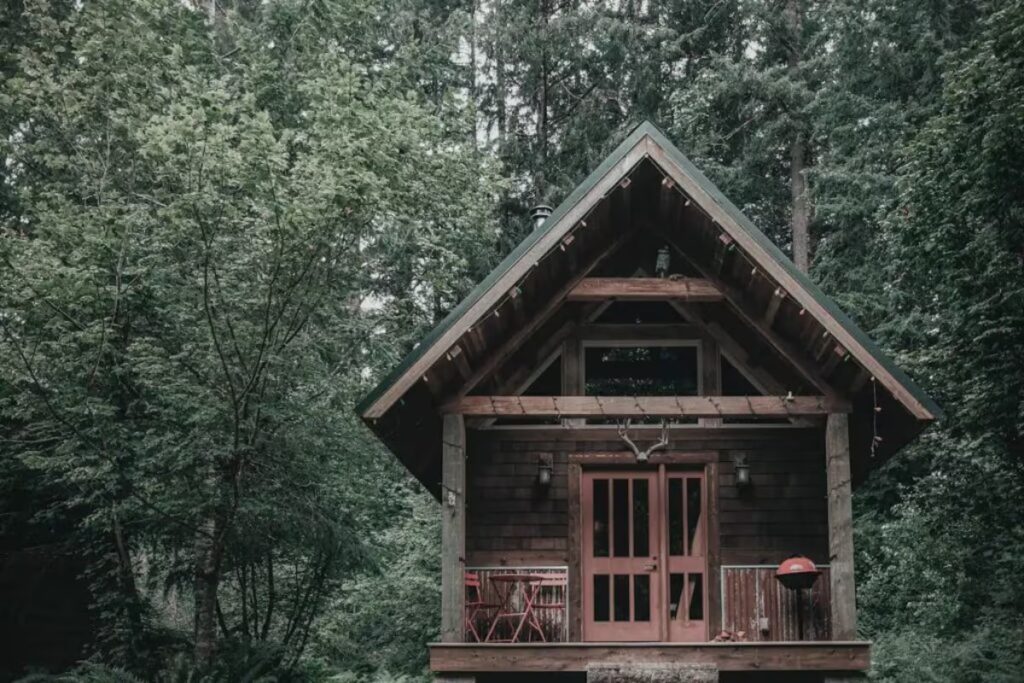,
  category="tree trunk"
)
[193,485,229,670]
[786,0,810,273]
[535,0,549,202]
[790,135,810,272]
